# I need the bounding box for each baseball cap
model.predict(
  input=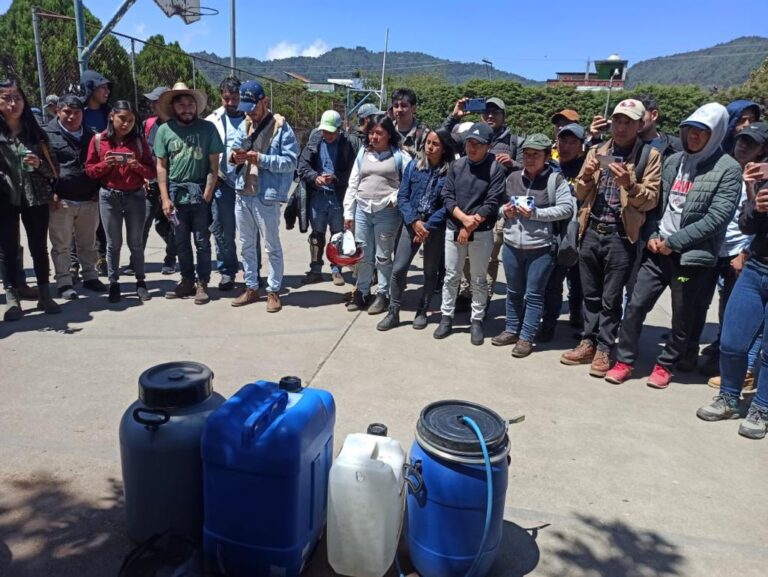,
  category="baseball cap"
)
[237,80,266,113]
[357,103,380,119]
[522,133,552,150]
[45,94,59,106]
[551,109,580,124]
[464,122,494,144]
[486,97,506,112]
[735,122,768,144]
[611,99,645,121]
[319,110,342,133]
[557,123,586,141]
[144,86,169,101]
[680,120,710,131]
